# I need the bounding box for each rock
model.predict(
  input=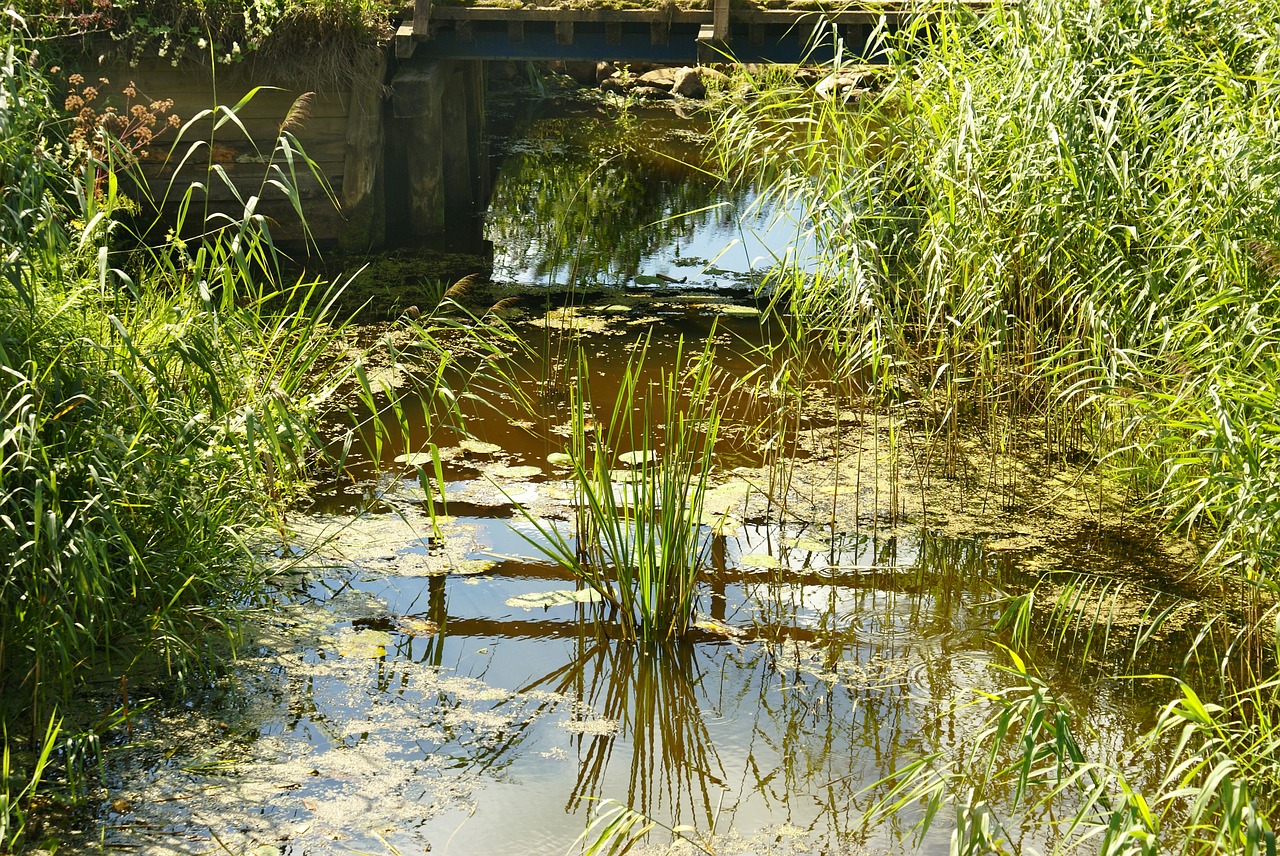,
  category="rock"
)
[600,76,626,95]
[561,61,599,87]
[672,66,706,98]
[637,67,678,88]
[595,61,616,85]
[700,66,729,84]
[632,85,672,100]
[815,72,864,101]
